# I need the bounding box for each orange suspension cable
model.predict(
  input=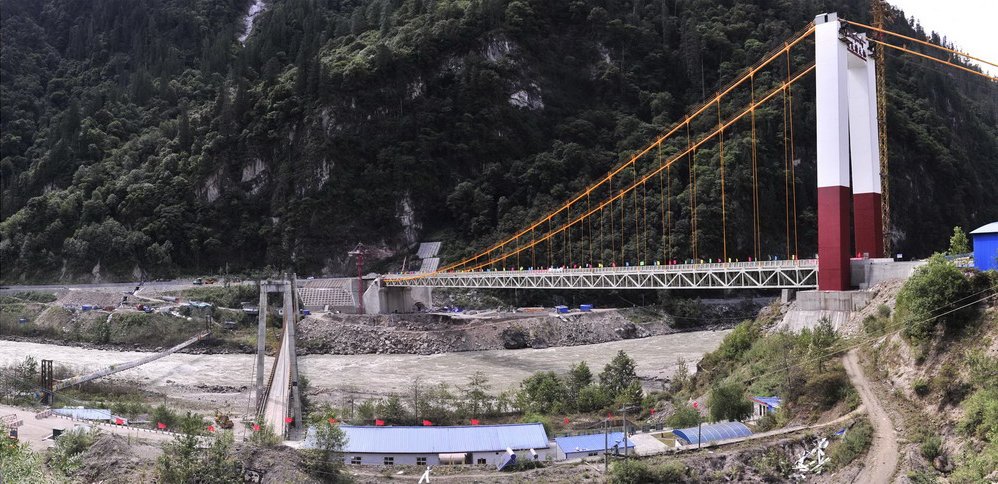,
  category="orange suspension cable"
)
[842,19,998,70]
[390,64,816,279]
[868,38,998,81]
